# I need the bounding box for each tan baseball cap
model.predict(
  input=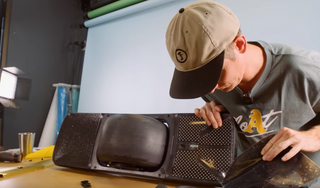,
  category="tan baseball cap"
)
[166,0,240,99]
